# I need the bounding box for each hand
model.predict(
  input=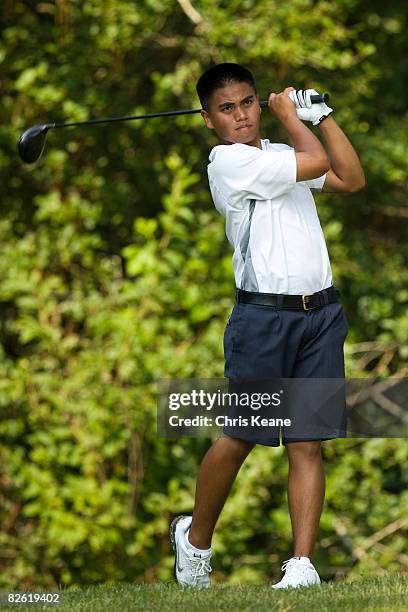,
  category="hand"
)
[268,87,298,124]
[289,89,333,125]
